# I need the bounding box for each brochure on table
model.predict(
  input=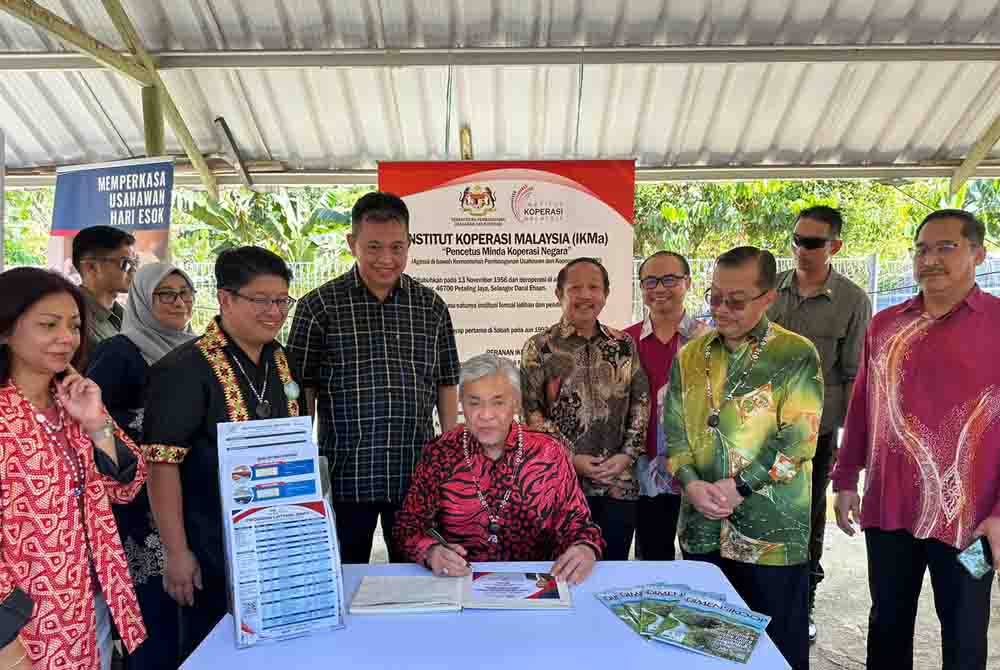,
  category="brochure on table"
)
[218,415,345,648]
